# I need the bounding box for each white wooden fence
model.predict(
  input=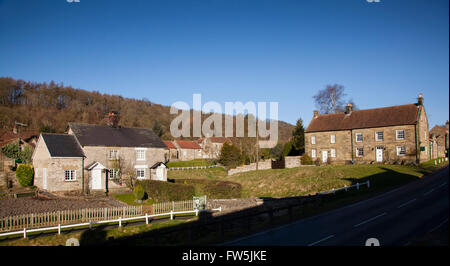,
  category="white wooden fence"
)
[317,180,370,195]
[168,165,218,171]
[0,207,222,239]
[0,206,142,233]
[153,200,193,214]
